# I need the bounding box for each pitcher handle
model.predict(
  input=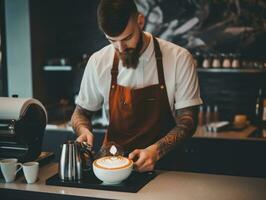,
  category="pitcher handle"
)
[15,163,22,174]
